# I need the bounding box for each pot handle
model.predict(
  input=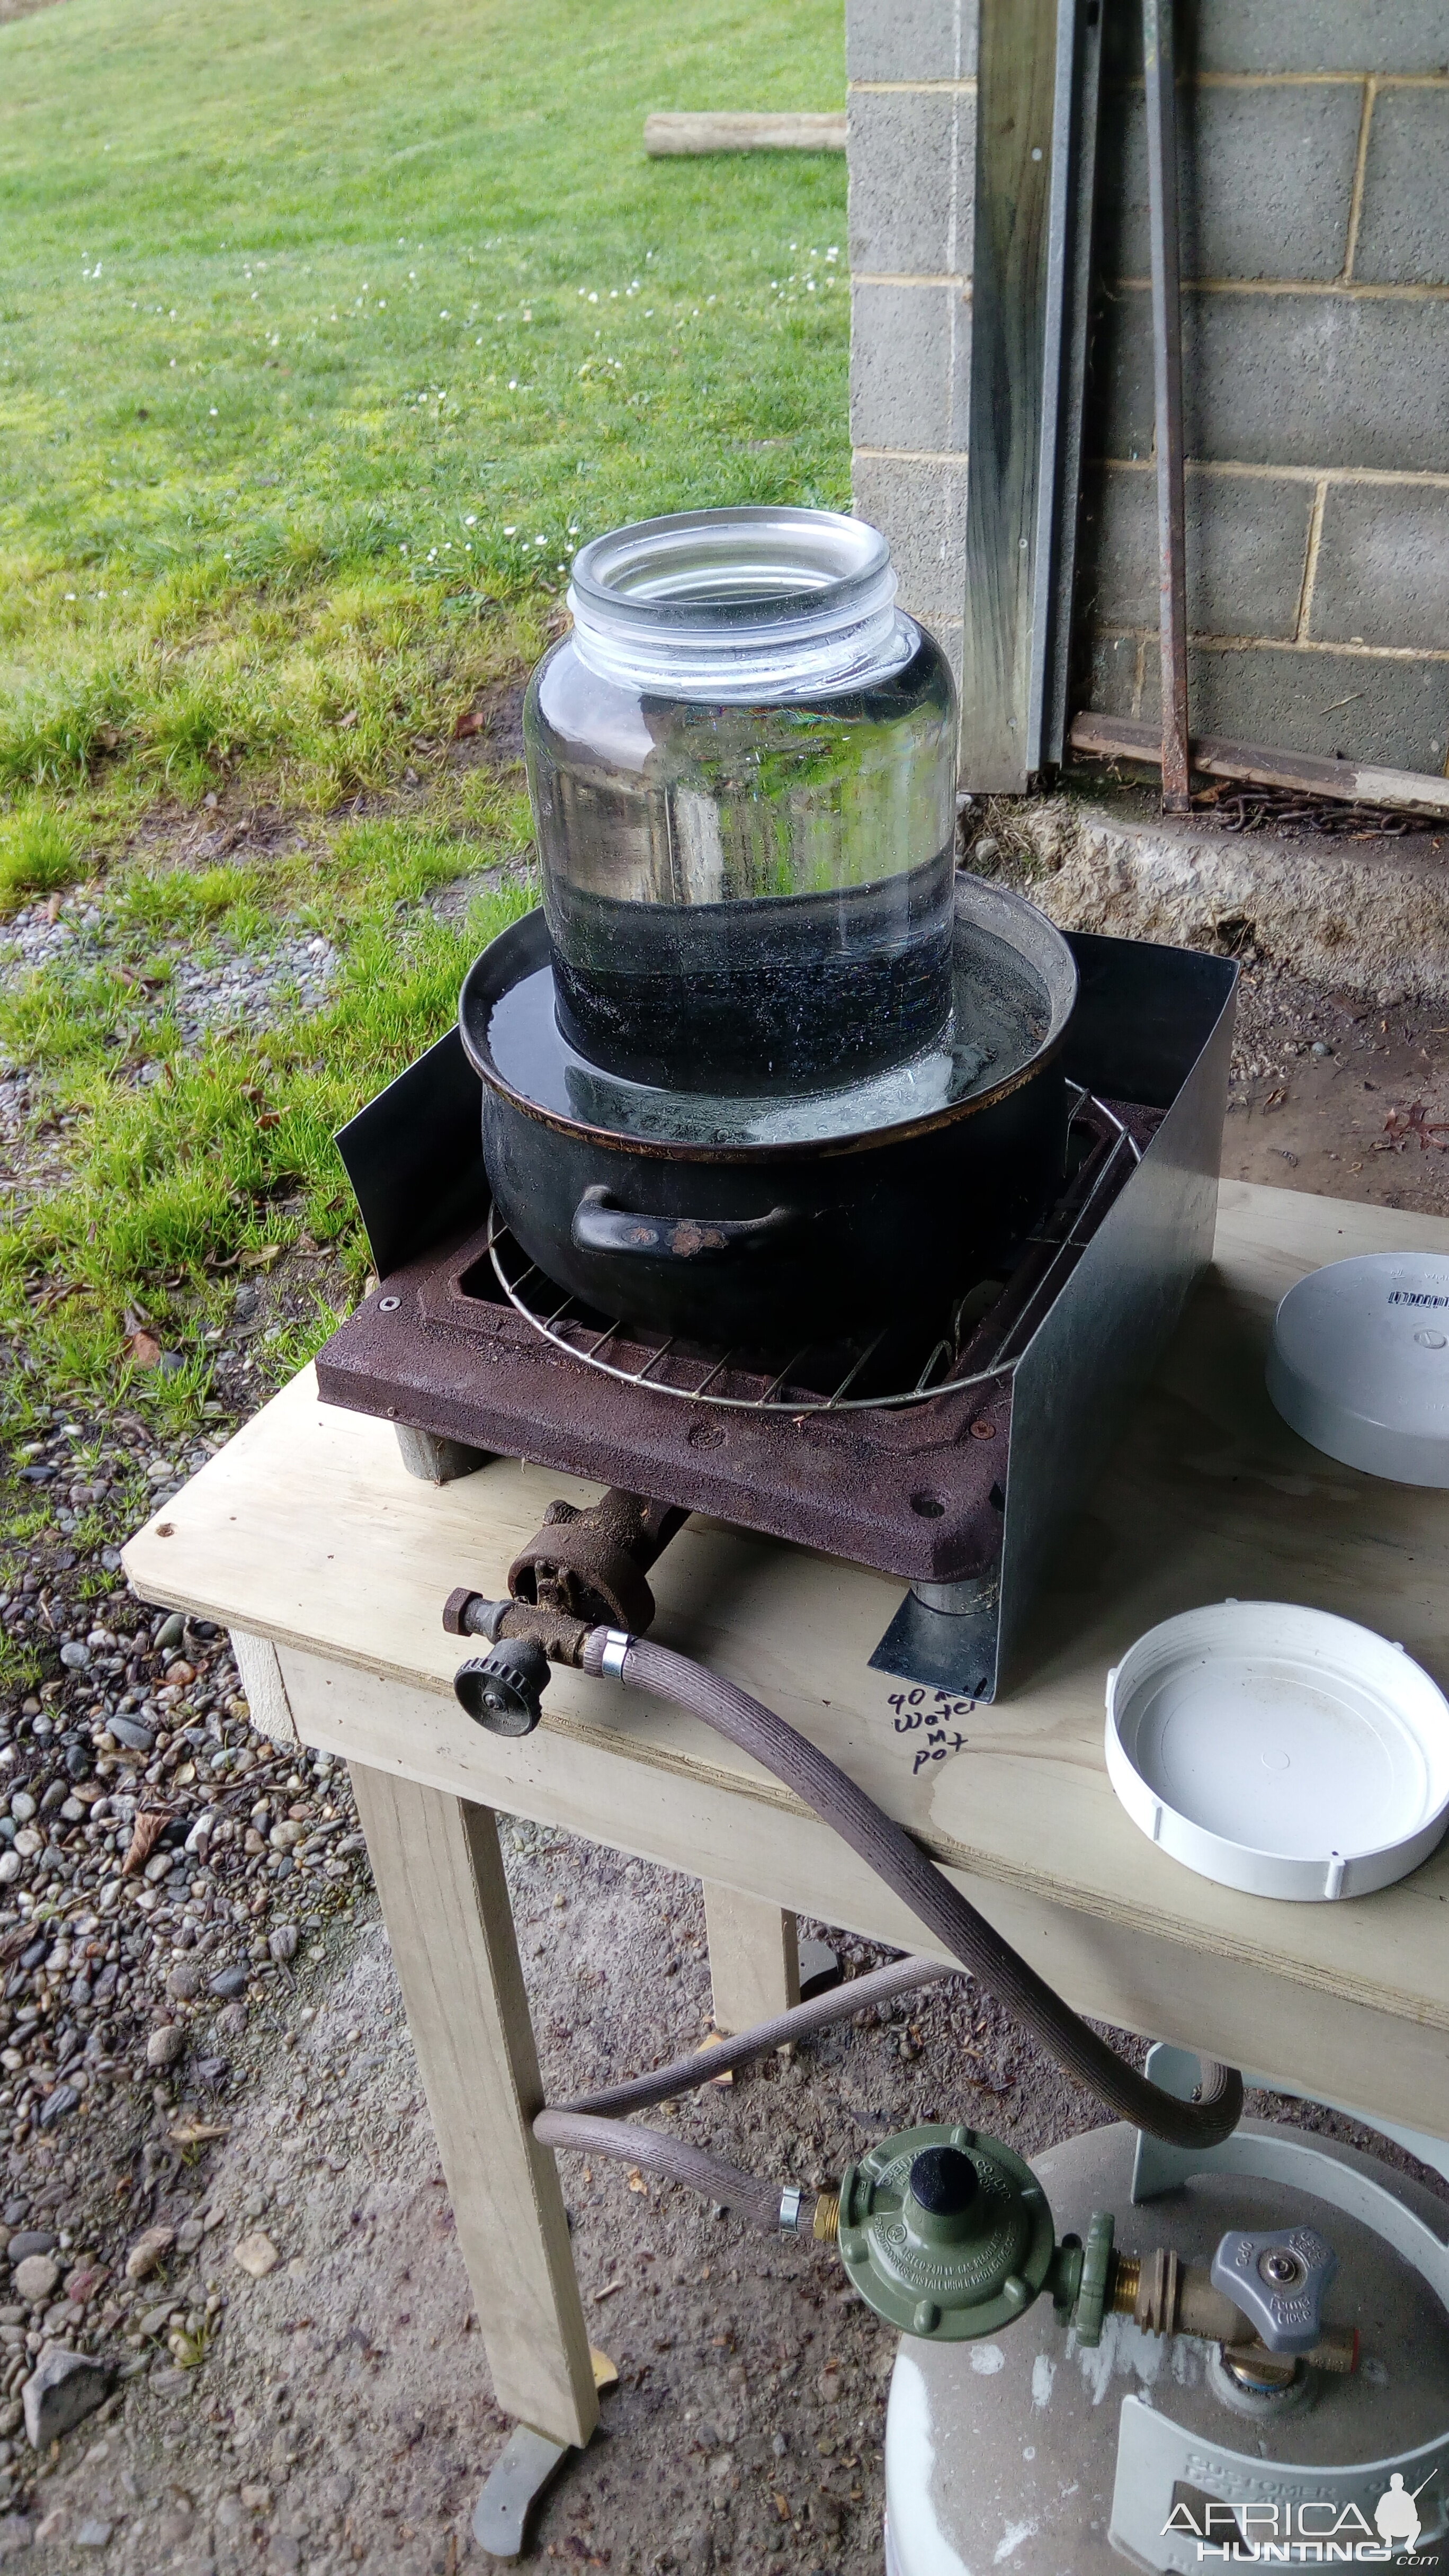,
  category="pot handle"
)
[571,1186,801,1265]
